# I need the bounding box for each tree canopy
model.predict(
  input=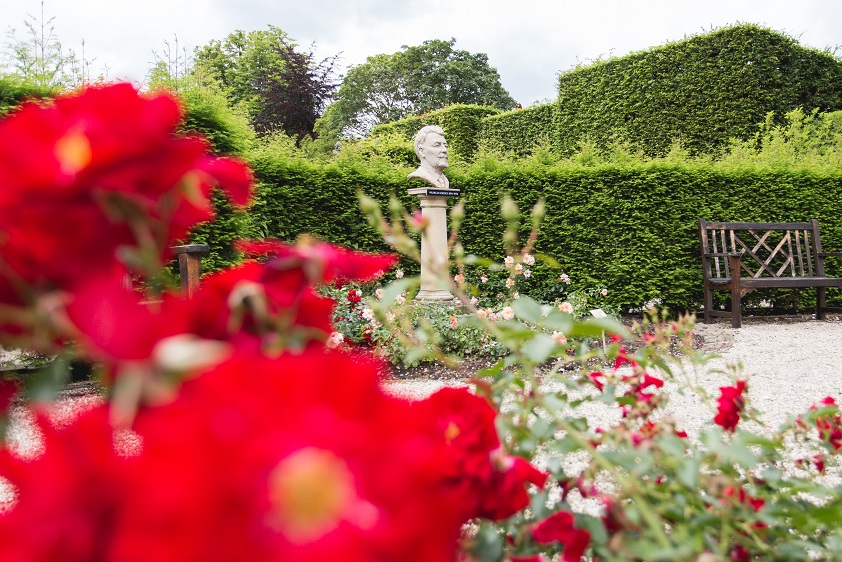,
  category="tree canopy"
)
[322,38,515,138]
[192,26,338,143]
